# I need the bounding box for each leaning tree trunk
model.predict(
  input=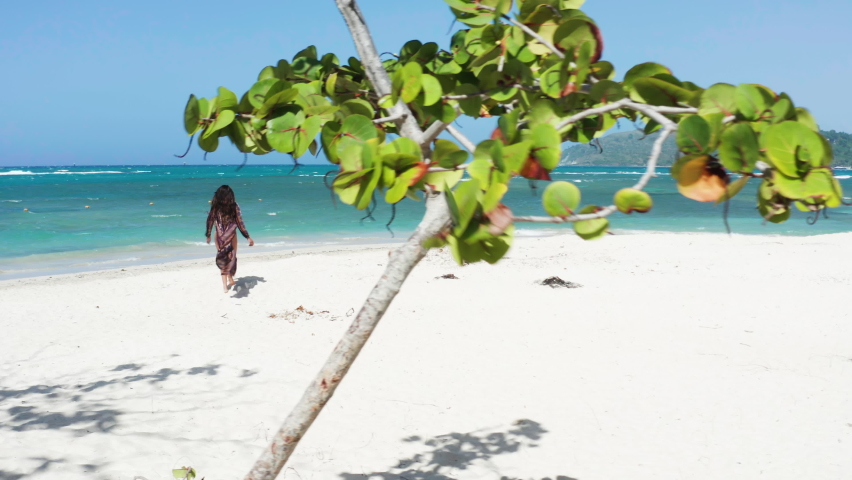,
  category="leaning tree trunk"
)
[243,1,444,479]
